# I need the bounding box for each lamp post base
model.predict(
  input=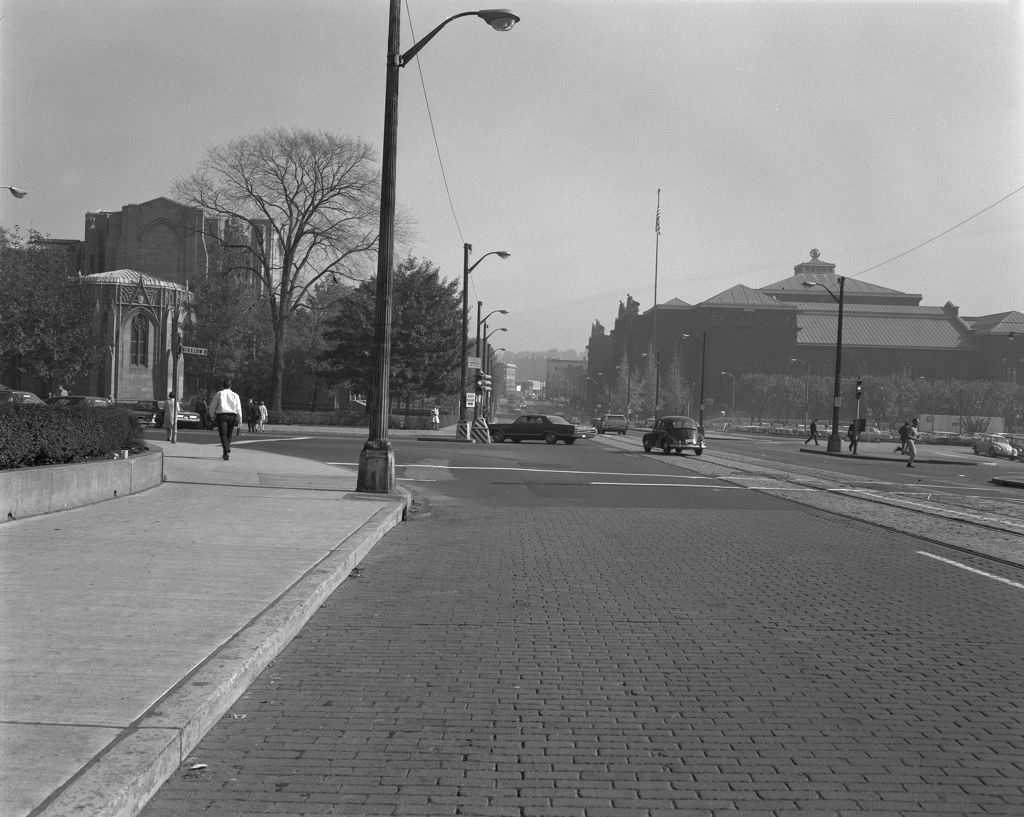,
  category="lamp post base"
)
[357,440,395,493]
[826,433,842,453]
